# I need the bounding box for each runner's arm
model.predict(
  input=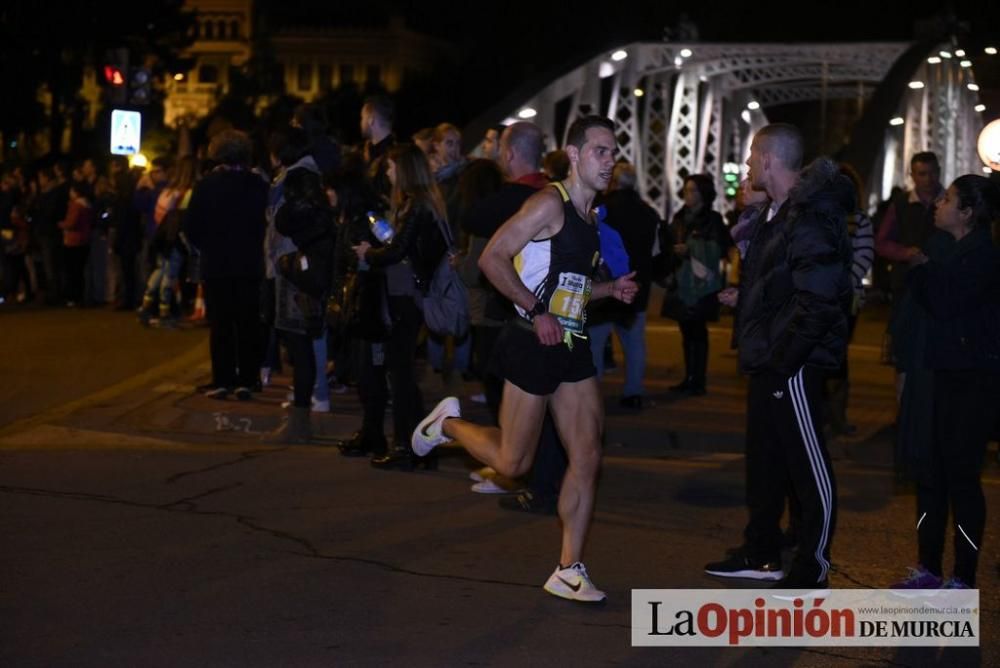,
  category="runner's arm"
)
[592,272,638,303]
[479,190,561,312]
